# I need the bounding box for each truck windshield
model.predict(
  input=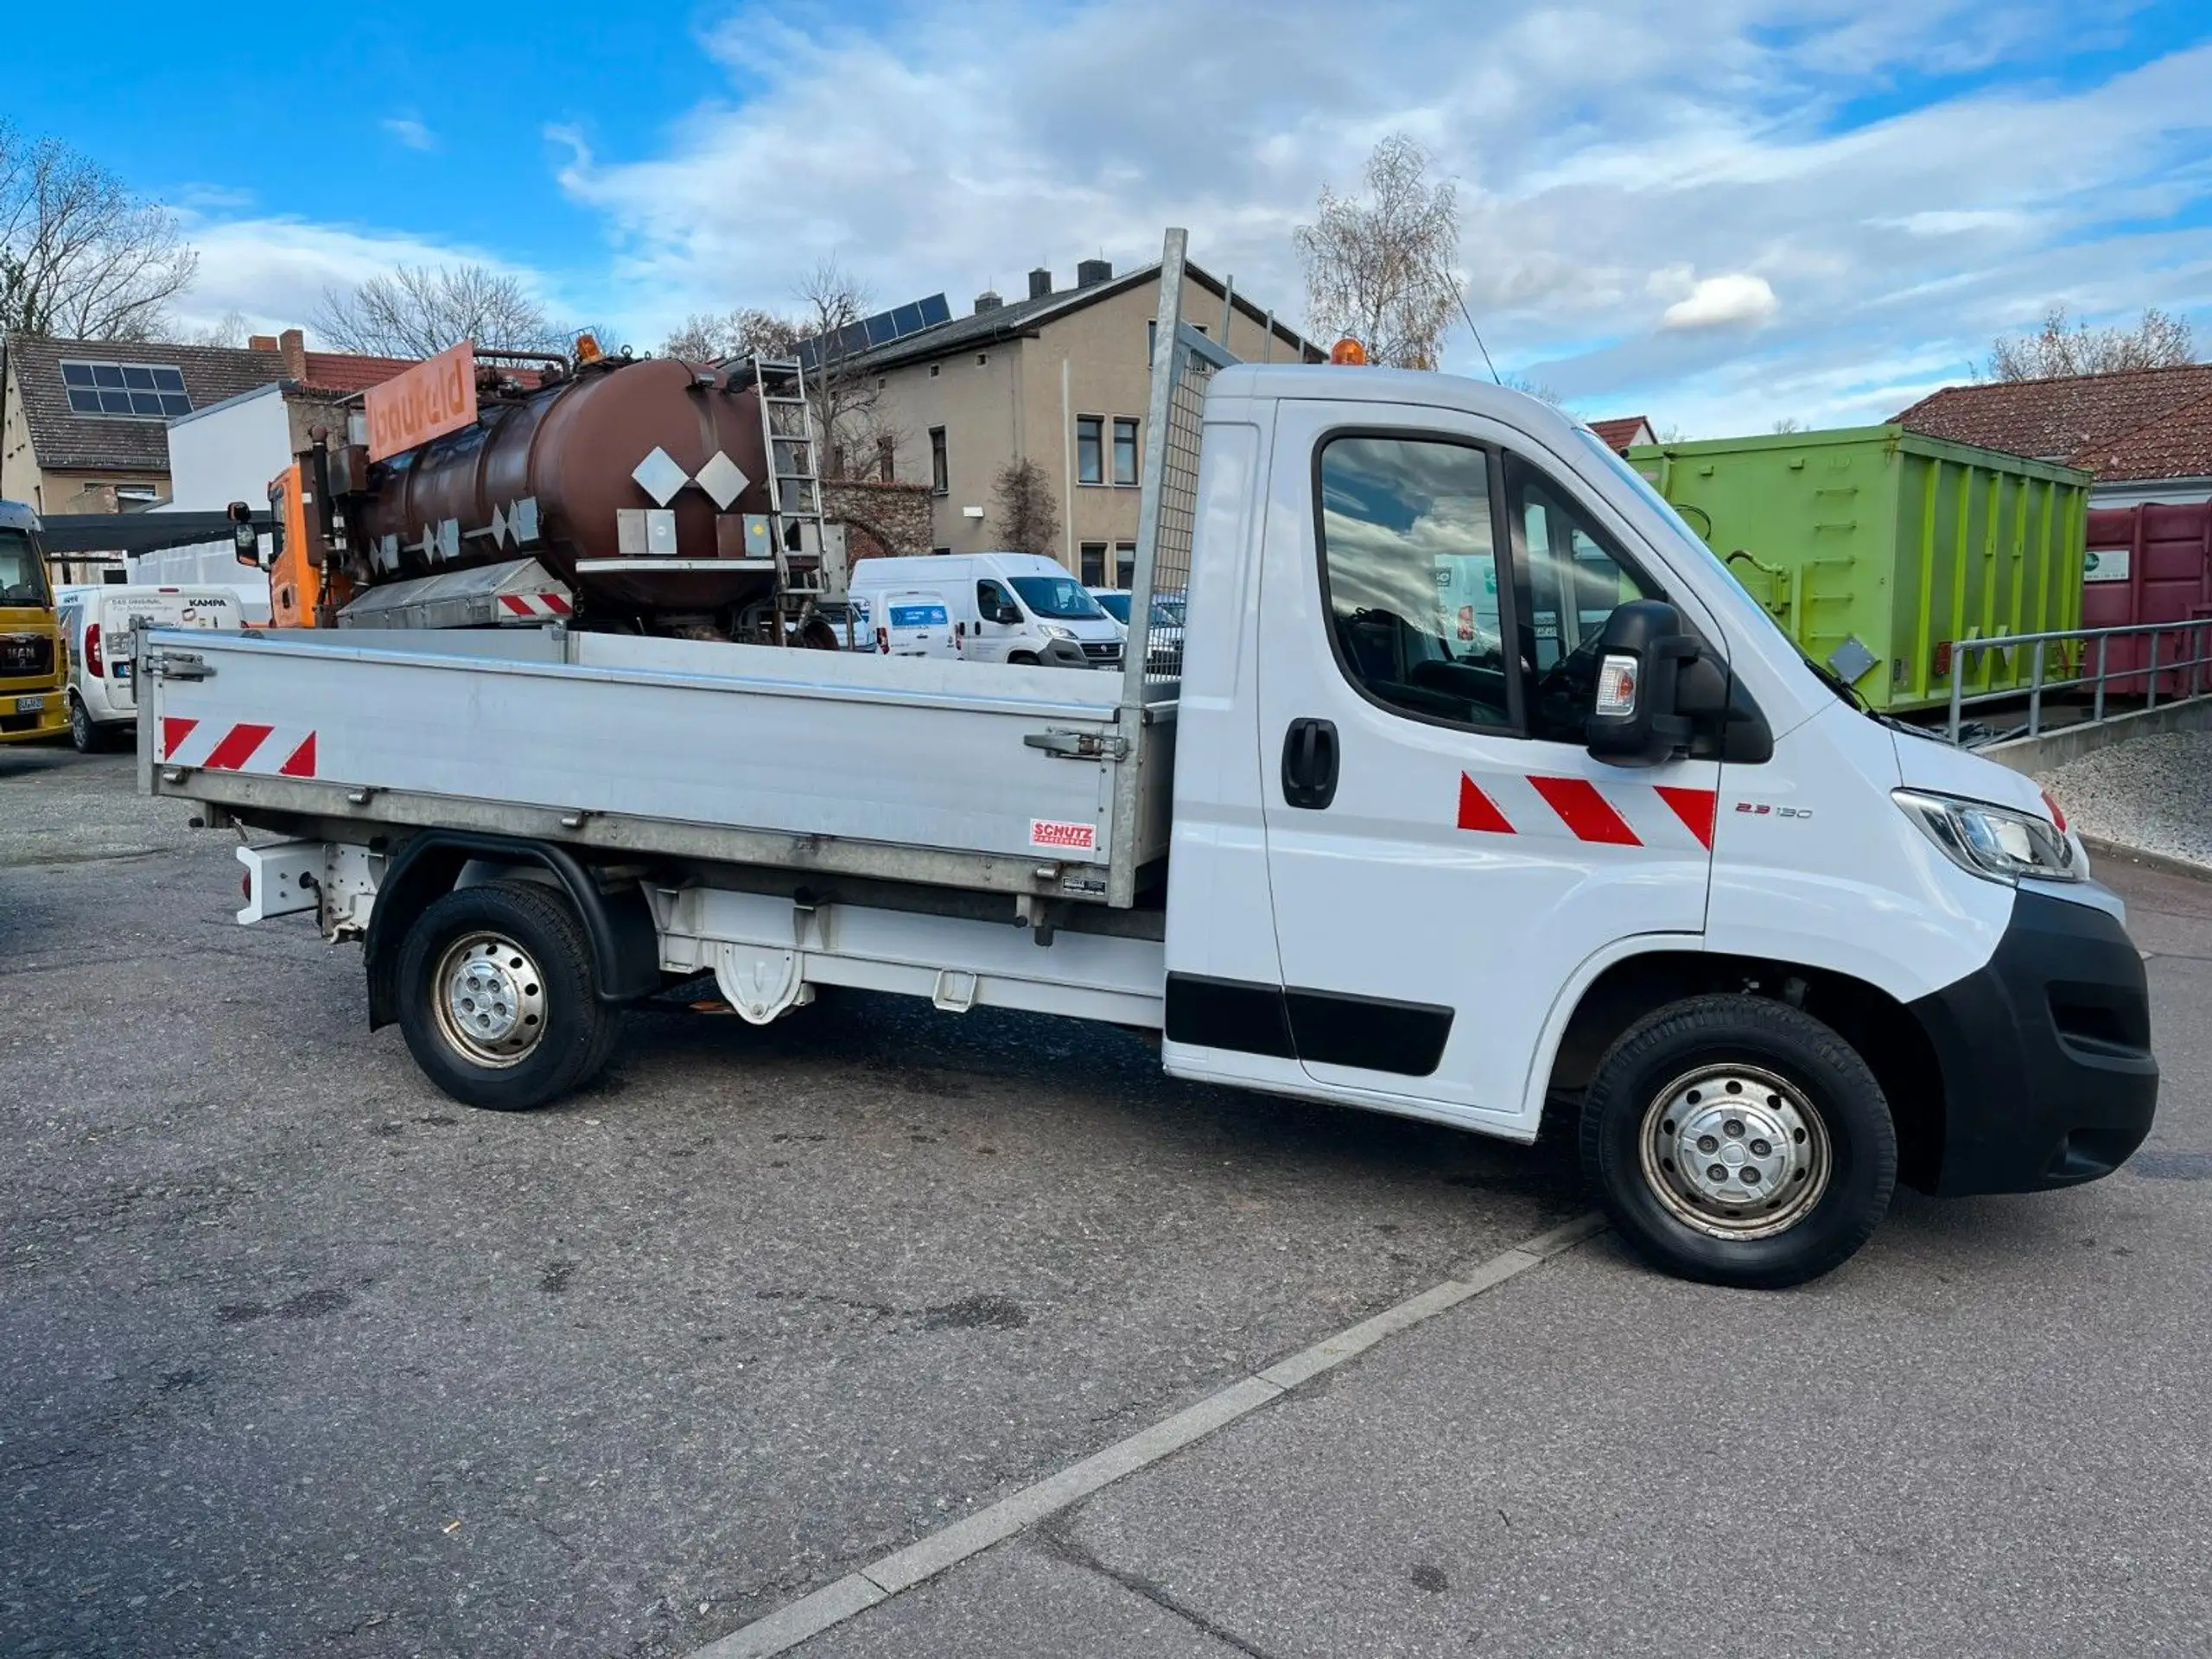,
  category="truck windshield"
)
[0,529,51,607]
[1009,575,1104,620]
